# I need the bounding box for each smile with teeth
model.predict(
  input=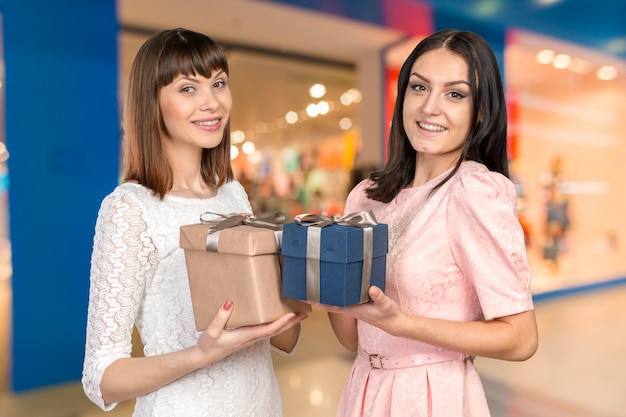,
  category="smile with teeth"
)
[193,119,220,127]
[418,121,446,132]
